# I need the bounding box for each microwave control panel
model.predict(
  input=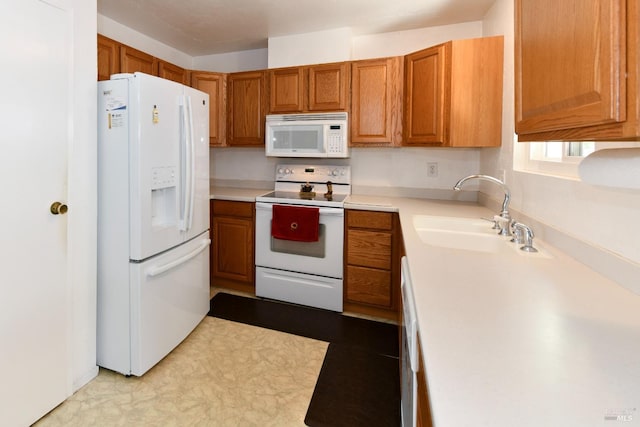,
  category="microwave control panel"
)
[326,124,346,154]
